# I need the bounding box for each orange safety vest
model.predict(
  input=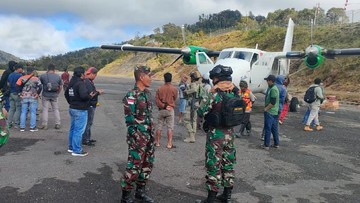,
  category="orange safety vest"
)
[239,89,252,111]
